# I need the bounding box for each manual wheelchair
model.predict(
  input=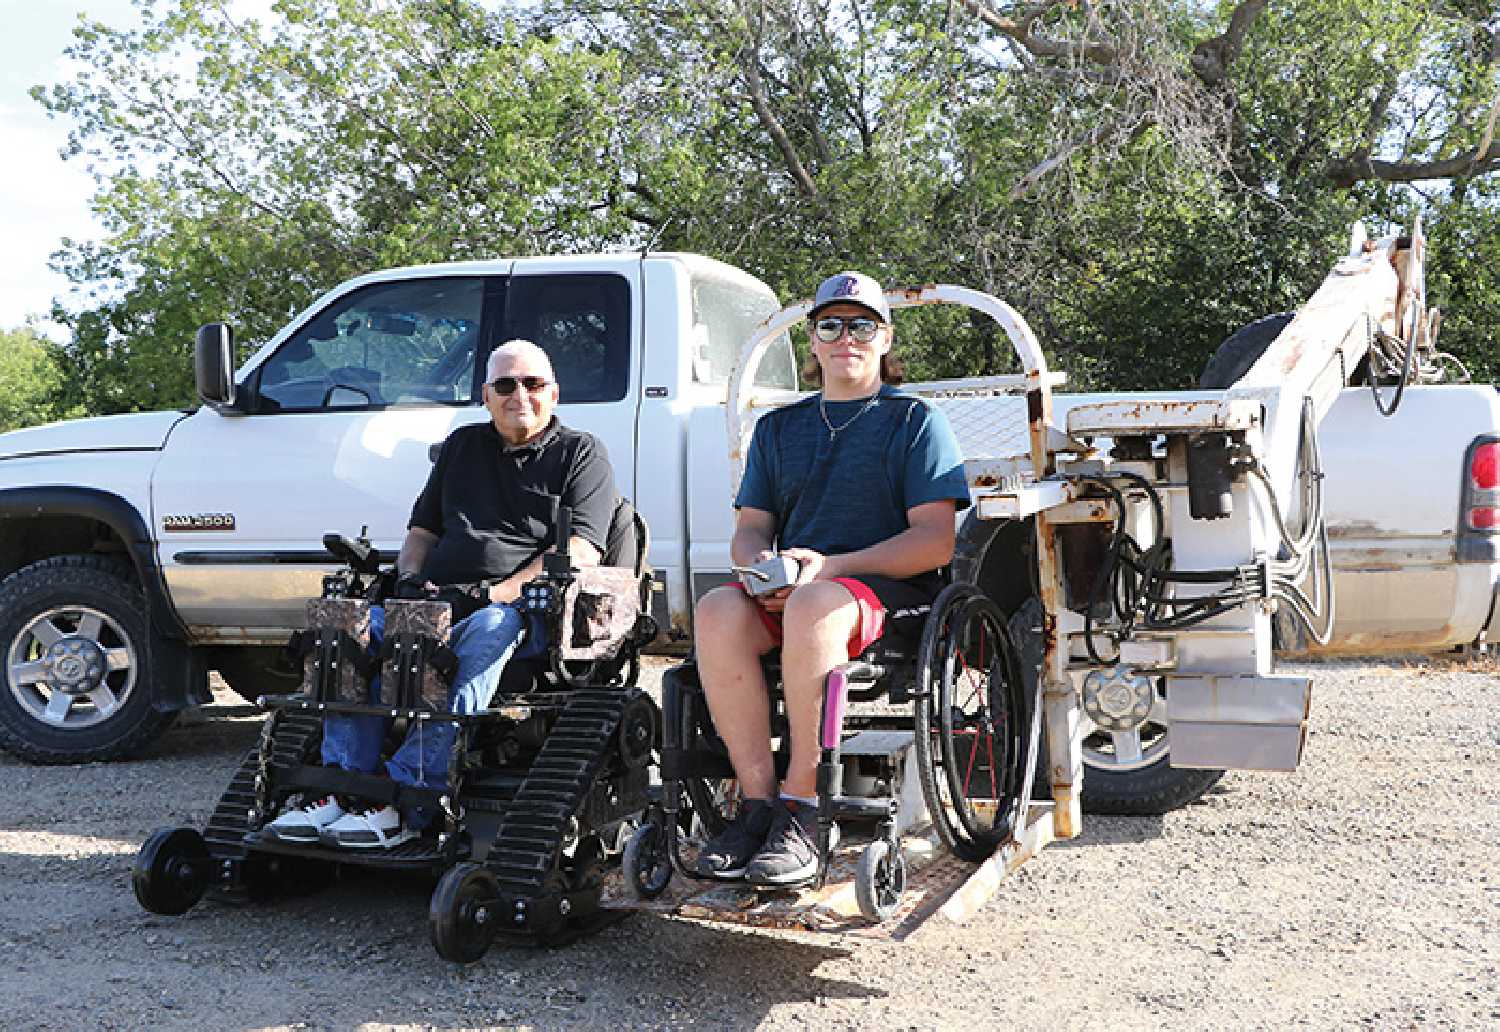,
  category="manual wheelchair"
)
[132,502,660,962]
[622,579,1041,923]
